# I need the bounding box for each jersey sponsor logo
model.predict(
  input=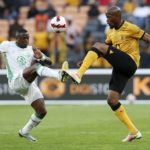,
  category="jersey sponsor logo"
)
[17,56,27,66]
[109,50,114,55]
